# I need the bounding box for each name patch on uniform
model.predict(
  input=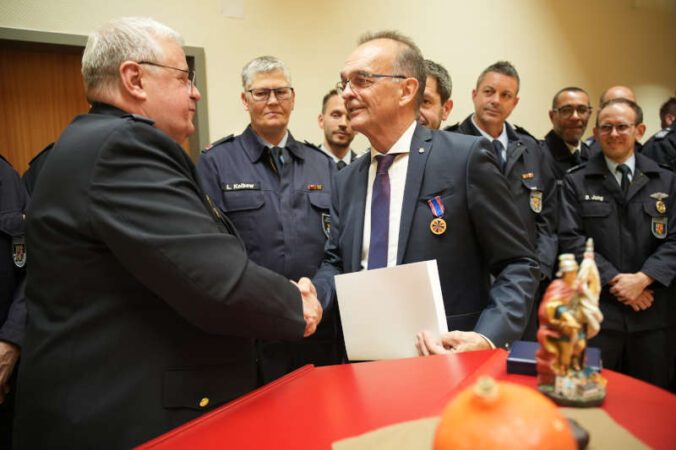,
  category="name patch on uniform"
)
[584,194,605,202]
[652,217,667,239]
[222,182,260,191]
[12,237,26,268]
